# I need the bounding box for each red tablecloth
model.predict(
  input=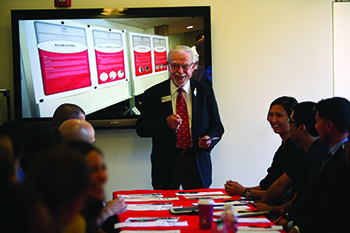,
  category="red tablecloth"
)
[113,188,283,232]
